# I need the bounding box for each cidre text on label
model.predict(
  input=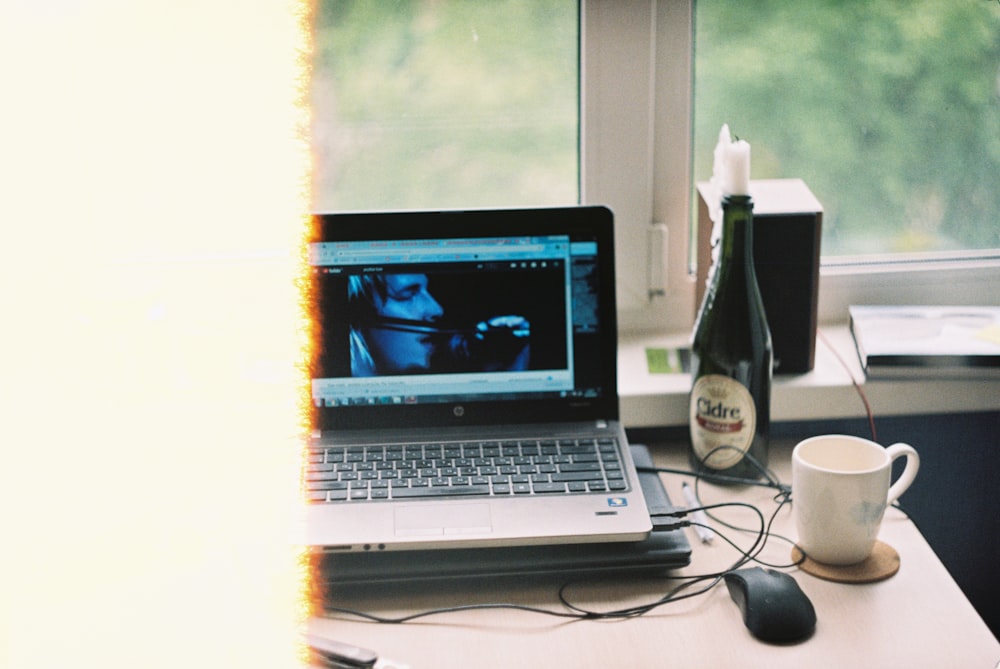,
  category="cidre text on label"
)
[690,374,756,469]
